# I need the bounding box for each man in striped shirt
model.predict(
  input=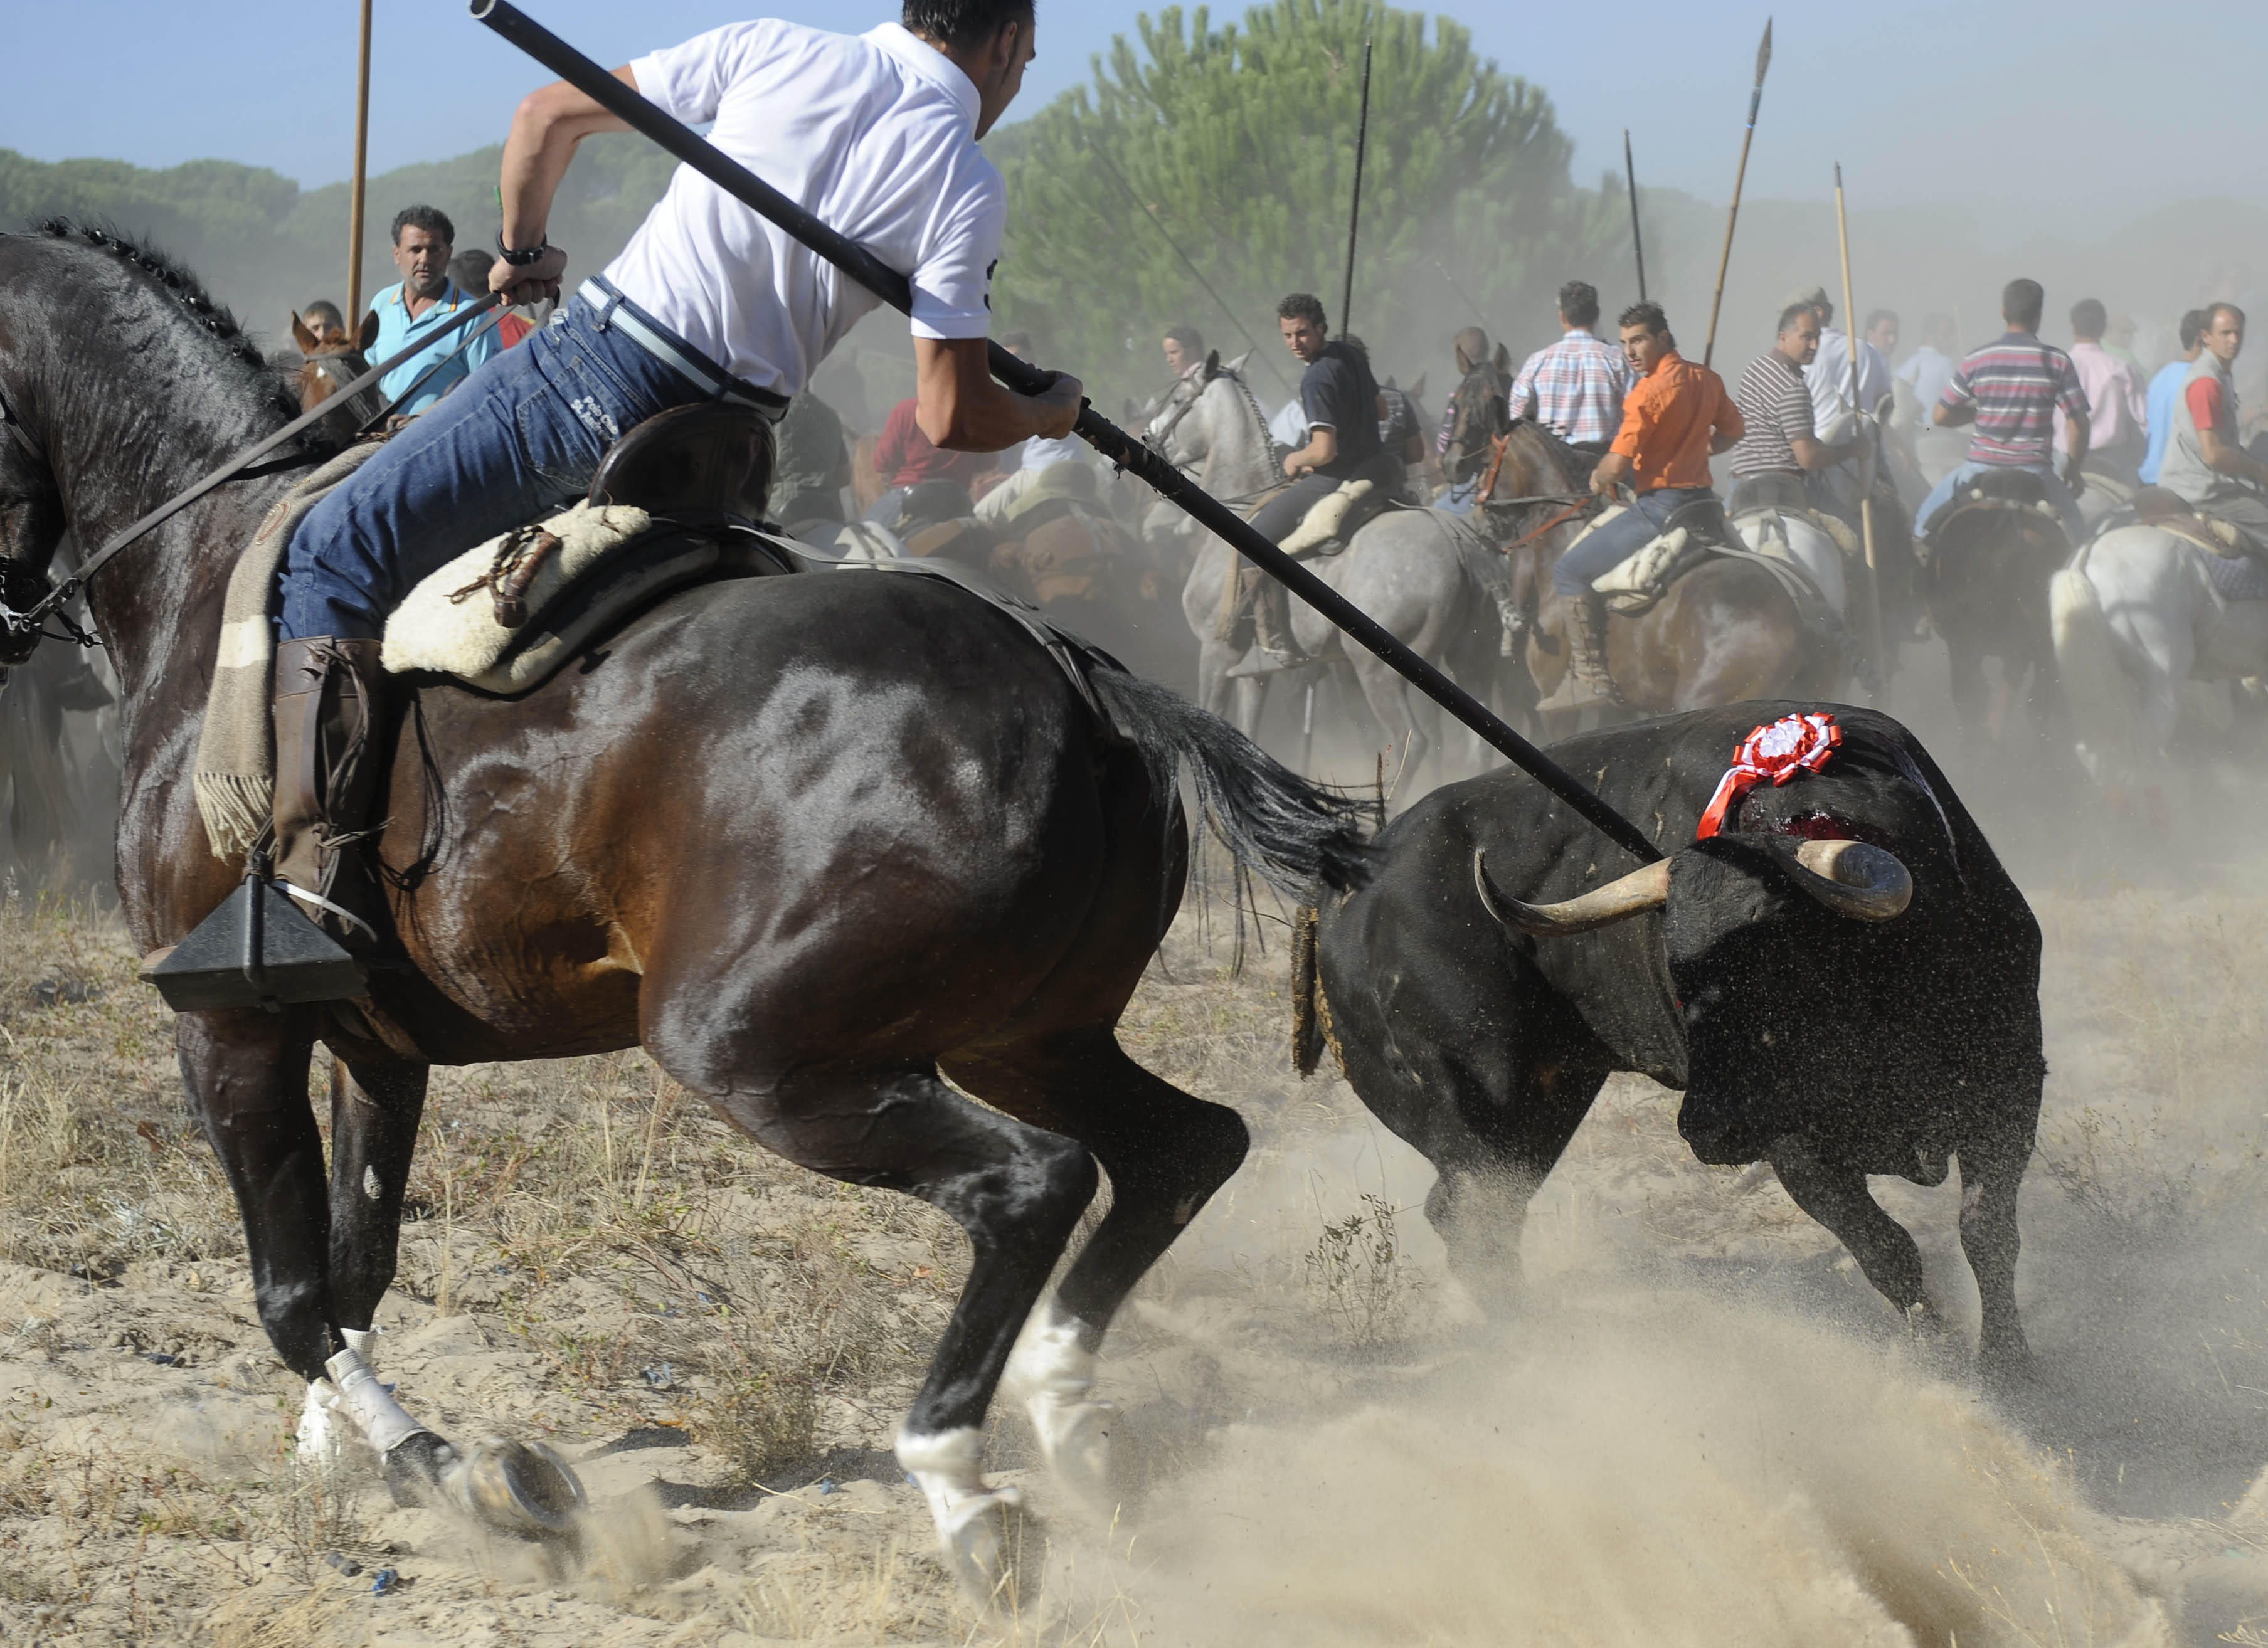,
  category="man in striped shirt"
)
[1509,280,1633,450]
[1728,302,1854,513]
[1916,278,2090,540]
